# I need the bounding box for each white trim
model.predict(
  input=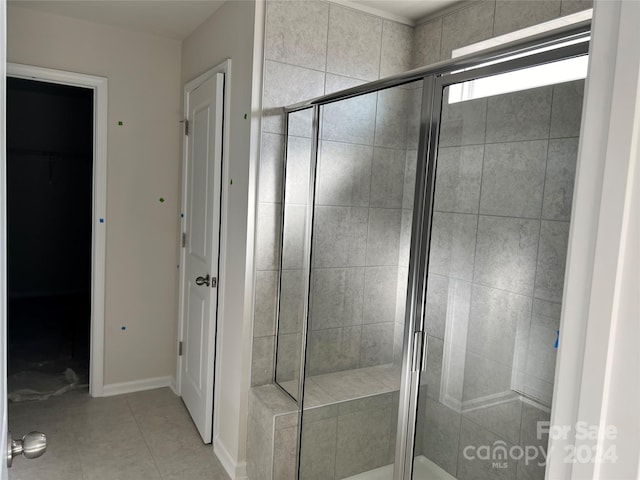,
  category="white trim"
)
[214,437,248,480]
[1,2,9,478]
[452,9,592,58]
[548,1,640,478]
[177,59,232,444]
[5,63,108,398]
[327,0,414,26]
[101,376,173,397]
